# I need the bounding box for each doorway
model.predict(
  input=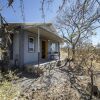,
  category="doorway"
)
[41,40,48,59]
